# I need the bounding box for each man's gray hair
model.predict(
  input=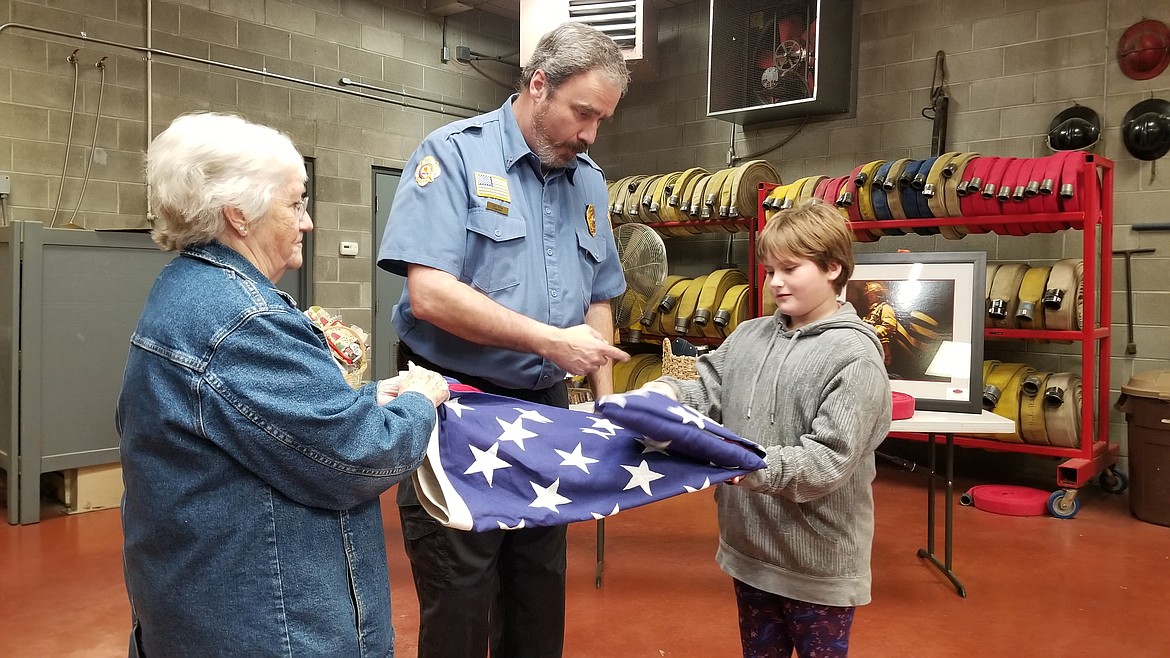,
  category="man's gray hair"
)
[519,22,630,96]
[146,112,305,252]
